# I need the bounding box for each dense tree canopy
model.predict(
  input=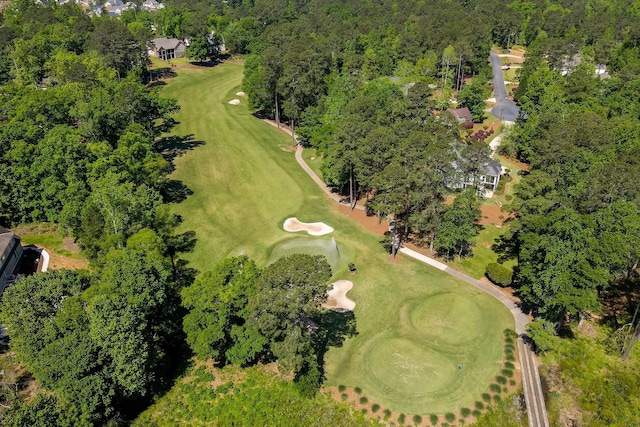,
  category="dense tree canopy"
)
[181,254,332,385]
